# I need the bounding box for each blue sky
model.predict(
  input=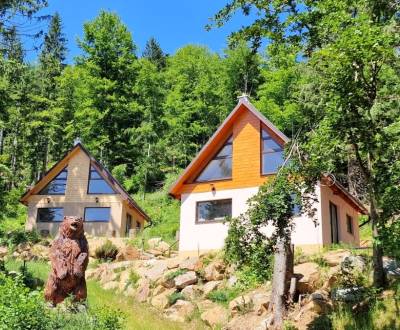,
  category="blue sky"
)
[26,0,255,63]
